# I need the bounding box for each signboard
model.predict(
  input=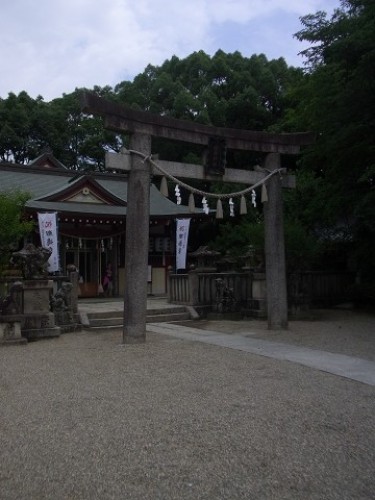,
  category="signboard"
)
[37,212,59,272]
